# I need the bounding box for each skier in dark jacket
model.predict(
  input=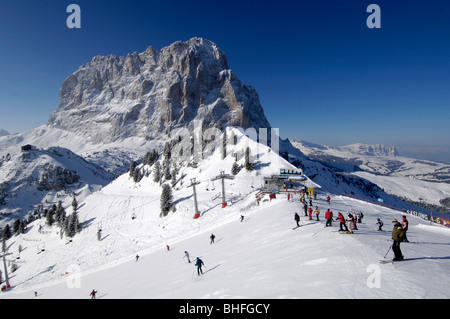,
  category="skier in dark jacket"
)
[402,216,409,242]
[195,257,204,275]
[391,219,405,261]
[376,218,384,231]
[210,233,215,244]
[294,212,300,227]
